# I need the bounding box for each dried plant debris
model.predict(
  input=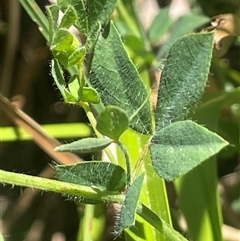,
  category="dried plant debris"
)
[204,13,240,57]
